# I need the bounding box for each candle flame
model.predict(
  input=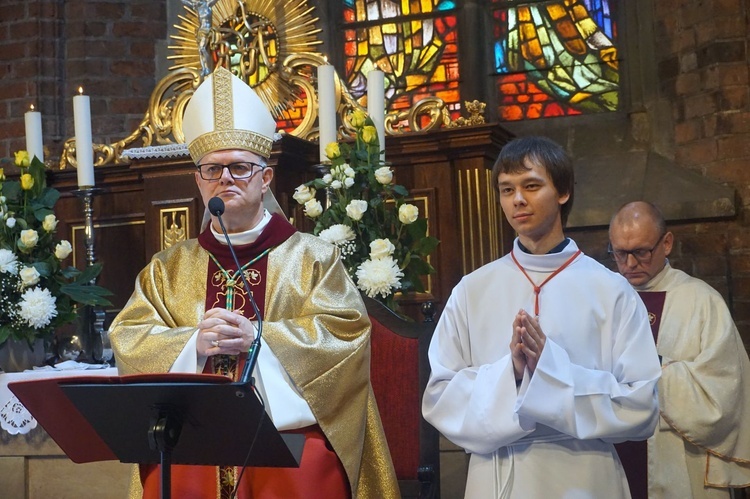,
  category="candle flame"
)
[30,104,35,111]
[78,86,84,95]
